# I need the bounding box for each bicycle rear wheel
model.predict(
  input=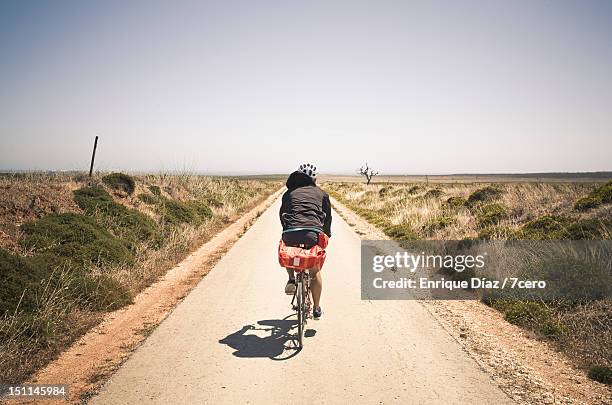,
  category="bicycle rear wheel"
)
[296,275,304,348]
